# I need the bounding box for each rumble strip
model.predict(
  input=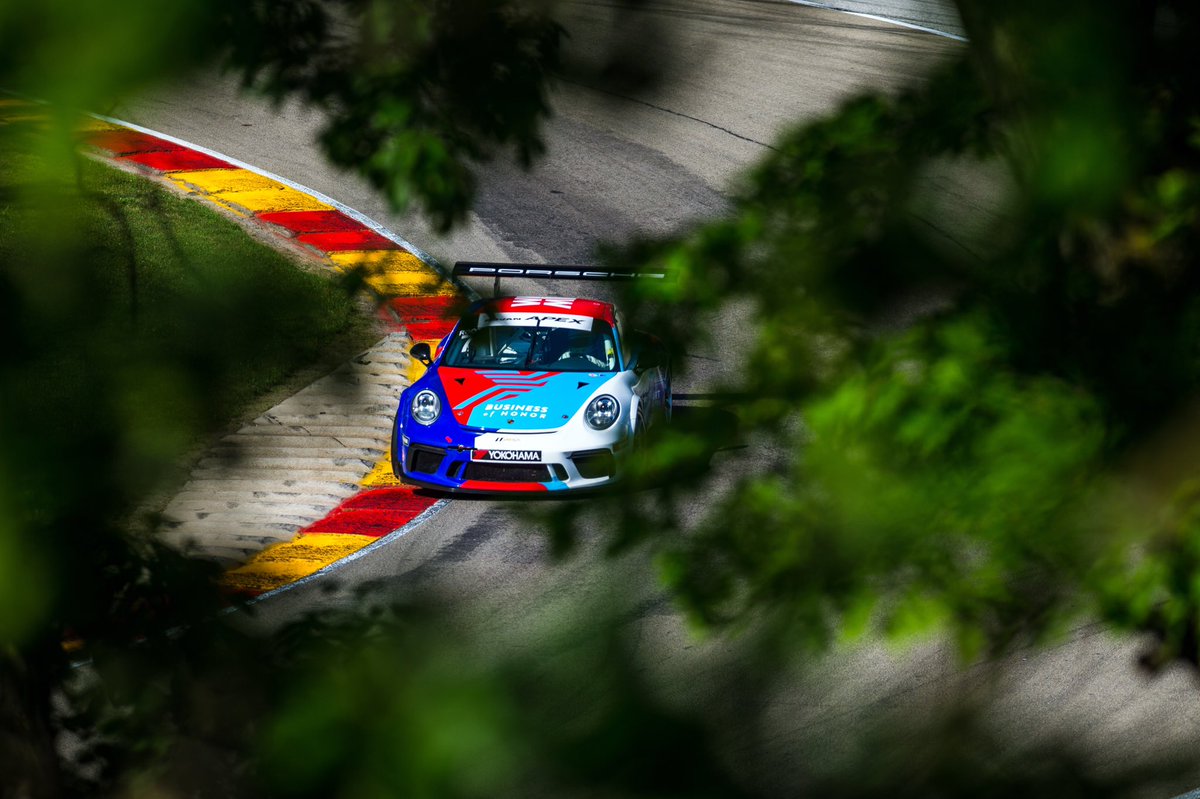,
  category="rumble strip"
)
[0,99,468,597]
